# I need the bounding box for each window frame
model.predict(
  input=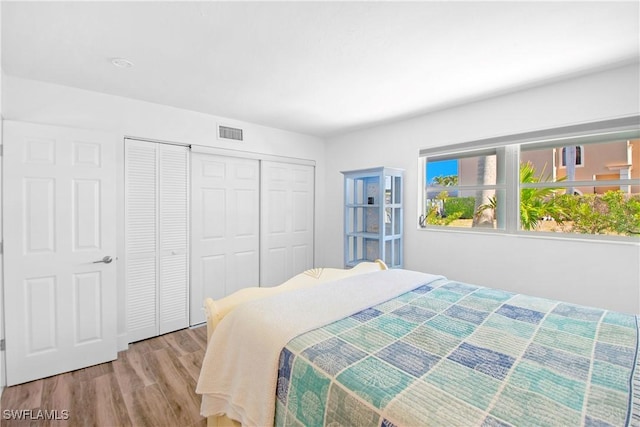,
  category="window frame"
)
[421,147,511,231]
[559,145,585,168]
[417,116,640,241]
